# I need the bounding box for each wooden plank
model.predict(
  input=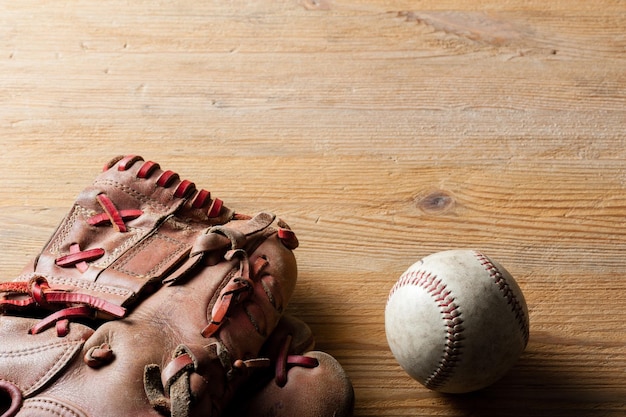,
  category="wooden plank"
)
[0,1,624,415]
